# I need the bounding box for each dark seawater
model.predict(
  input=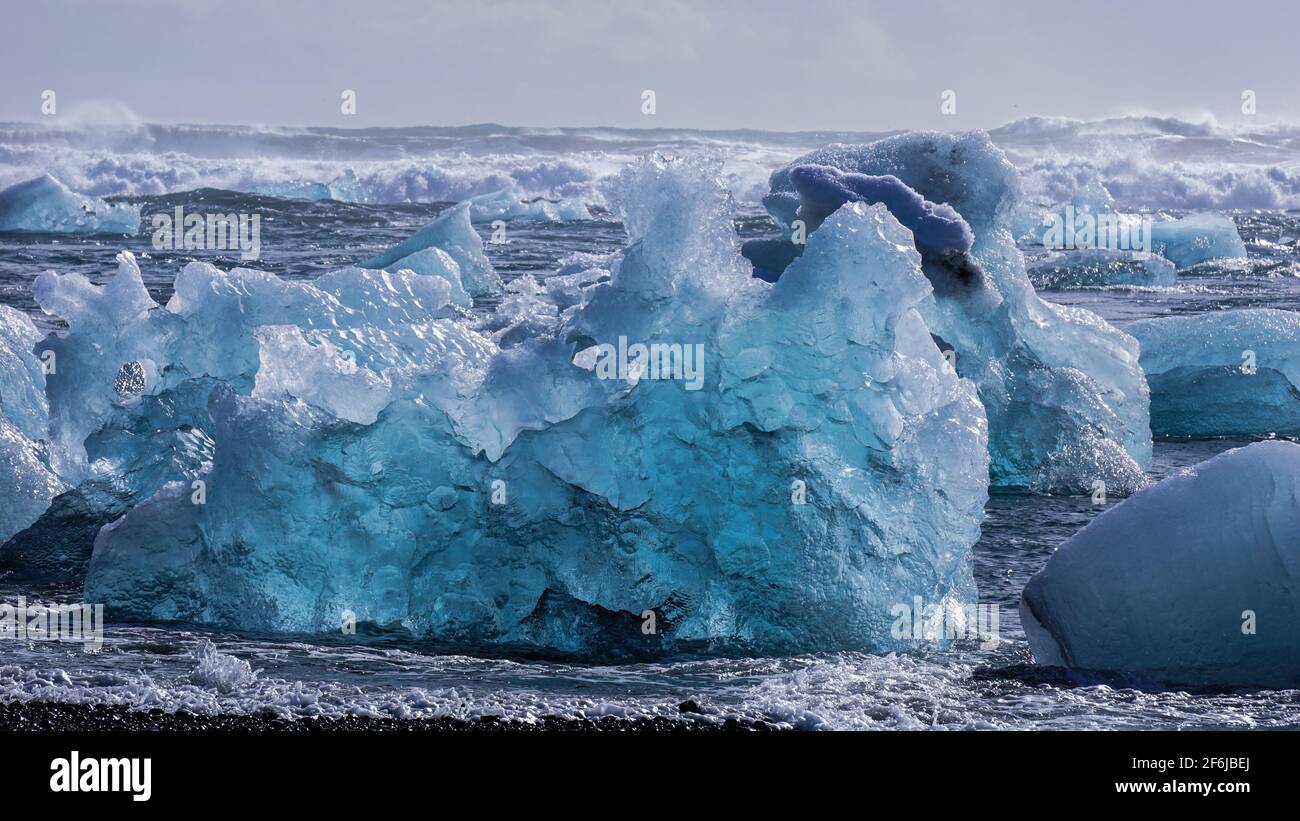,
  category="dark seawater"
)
[2,192,1299,729]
